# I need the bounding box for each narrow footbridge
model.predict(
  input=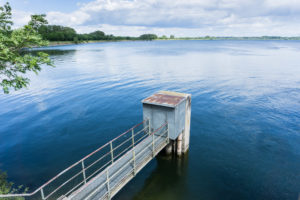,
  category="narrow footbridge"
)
[0,119,169,200]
